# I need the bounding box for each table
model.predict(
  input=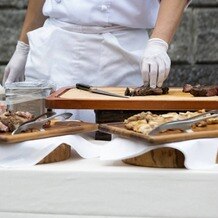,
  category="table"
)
[0,149,218,218]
